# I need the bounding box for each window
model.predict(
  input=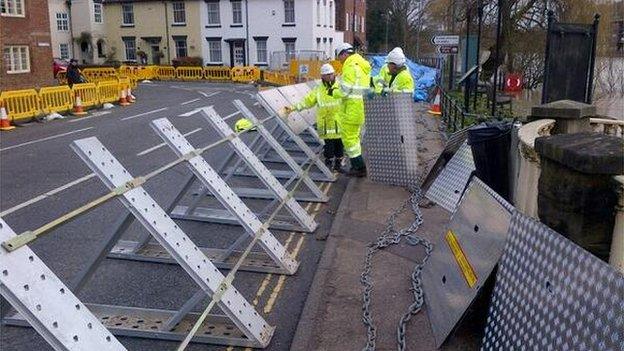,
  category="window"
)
[329,1,333,27]
[206,1,220,25]
[174,36,187,58]
[56,13,69,31]
[97,40,105,57]
[231,0,242,24]
[323,0,327,26]
[122,3,134,25]
[207,39,222,63]
[172,2,186,25]
[361,16,365,33]
[1,0,24,16]
[283,0,294,23]
[285,41,295,53]
[3,46,30,73]
[94,3,102,23]
[123,38,136,61]
[316,0,320,25]
[60,43,70,59]
[316,38,321,51]
[255,38,267,63]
